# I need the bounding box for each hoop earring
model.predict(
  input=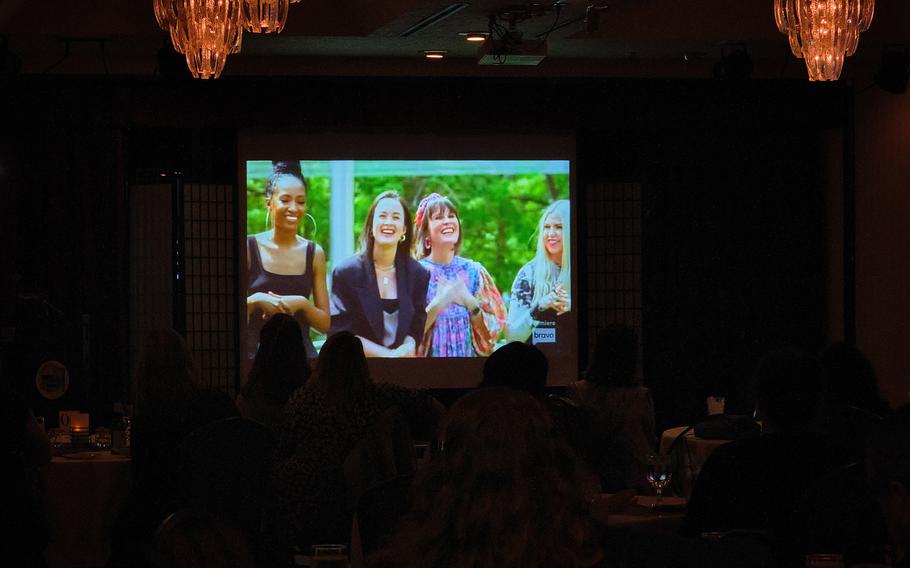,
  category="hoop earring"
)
[400,233,406,242]
[303,213,317,238]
